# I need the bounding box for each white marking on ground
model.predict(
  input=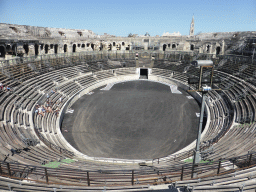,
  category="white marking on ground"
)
[66,109,74,114]
[170,85,182,94]
[187,96,194,99]
[101,83,115,91]
[86,92,94,95]
[196,113,200,117]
